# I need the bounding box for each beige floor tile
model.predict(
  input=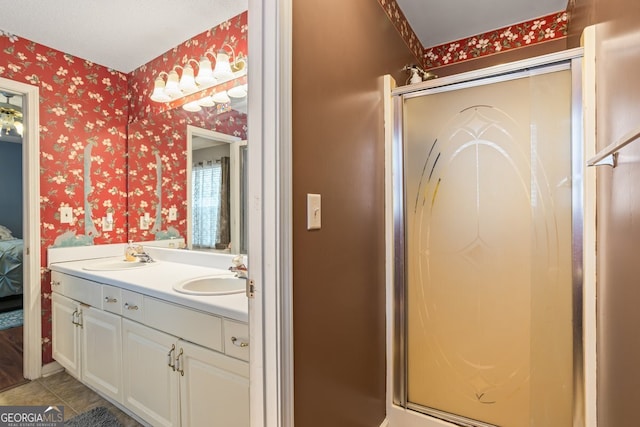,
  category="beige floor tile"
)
[0,370,141,425]
[0,381,57,406]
